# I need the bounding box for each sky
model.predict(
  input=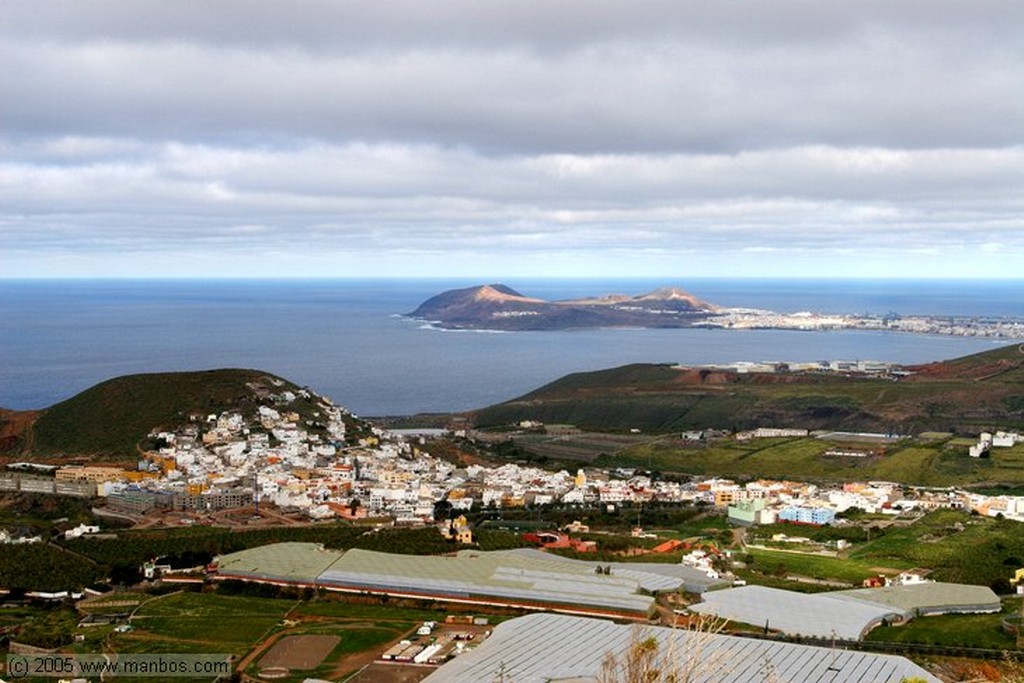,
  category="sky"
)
[2,1,1023,279]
